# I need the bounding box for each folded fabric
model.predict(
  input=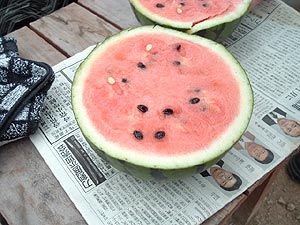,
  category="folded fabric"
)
[0,37,55,145]
[0,37,18,57]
